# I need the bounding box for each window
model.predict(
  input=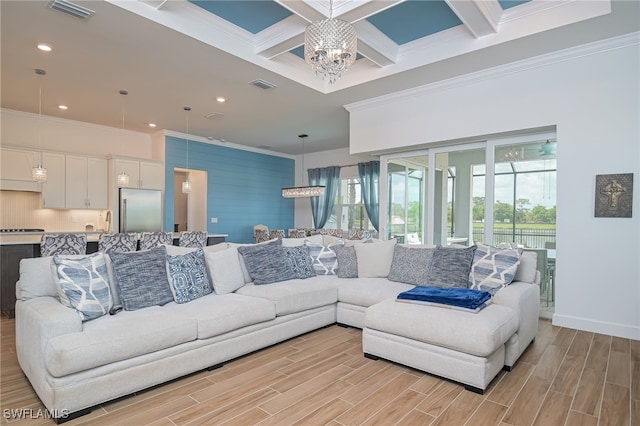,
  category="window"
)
[326,178,372,232]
